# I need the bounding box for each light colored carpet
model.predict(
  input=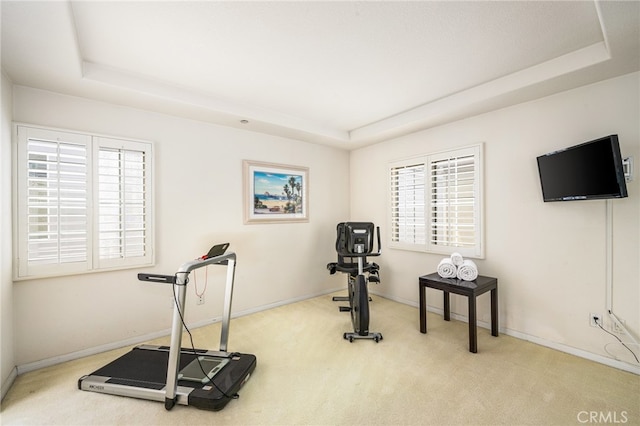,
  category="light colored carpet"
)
[1,293,638,425]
